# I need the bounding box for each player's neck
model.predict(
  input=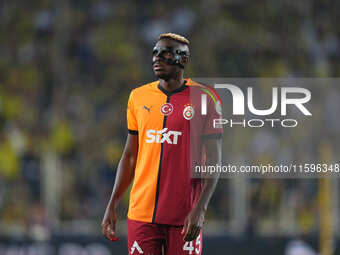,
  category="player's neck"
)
[159,77,185,92]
